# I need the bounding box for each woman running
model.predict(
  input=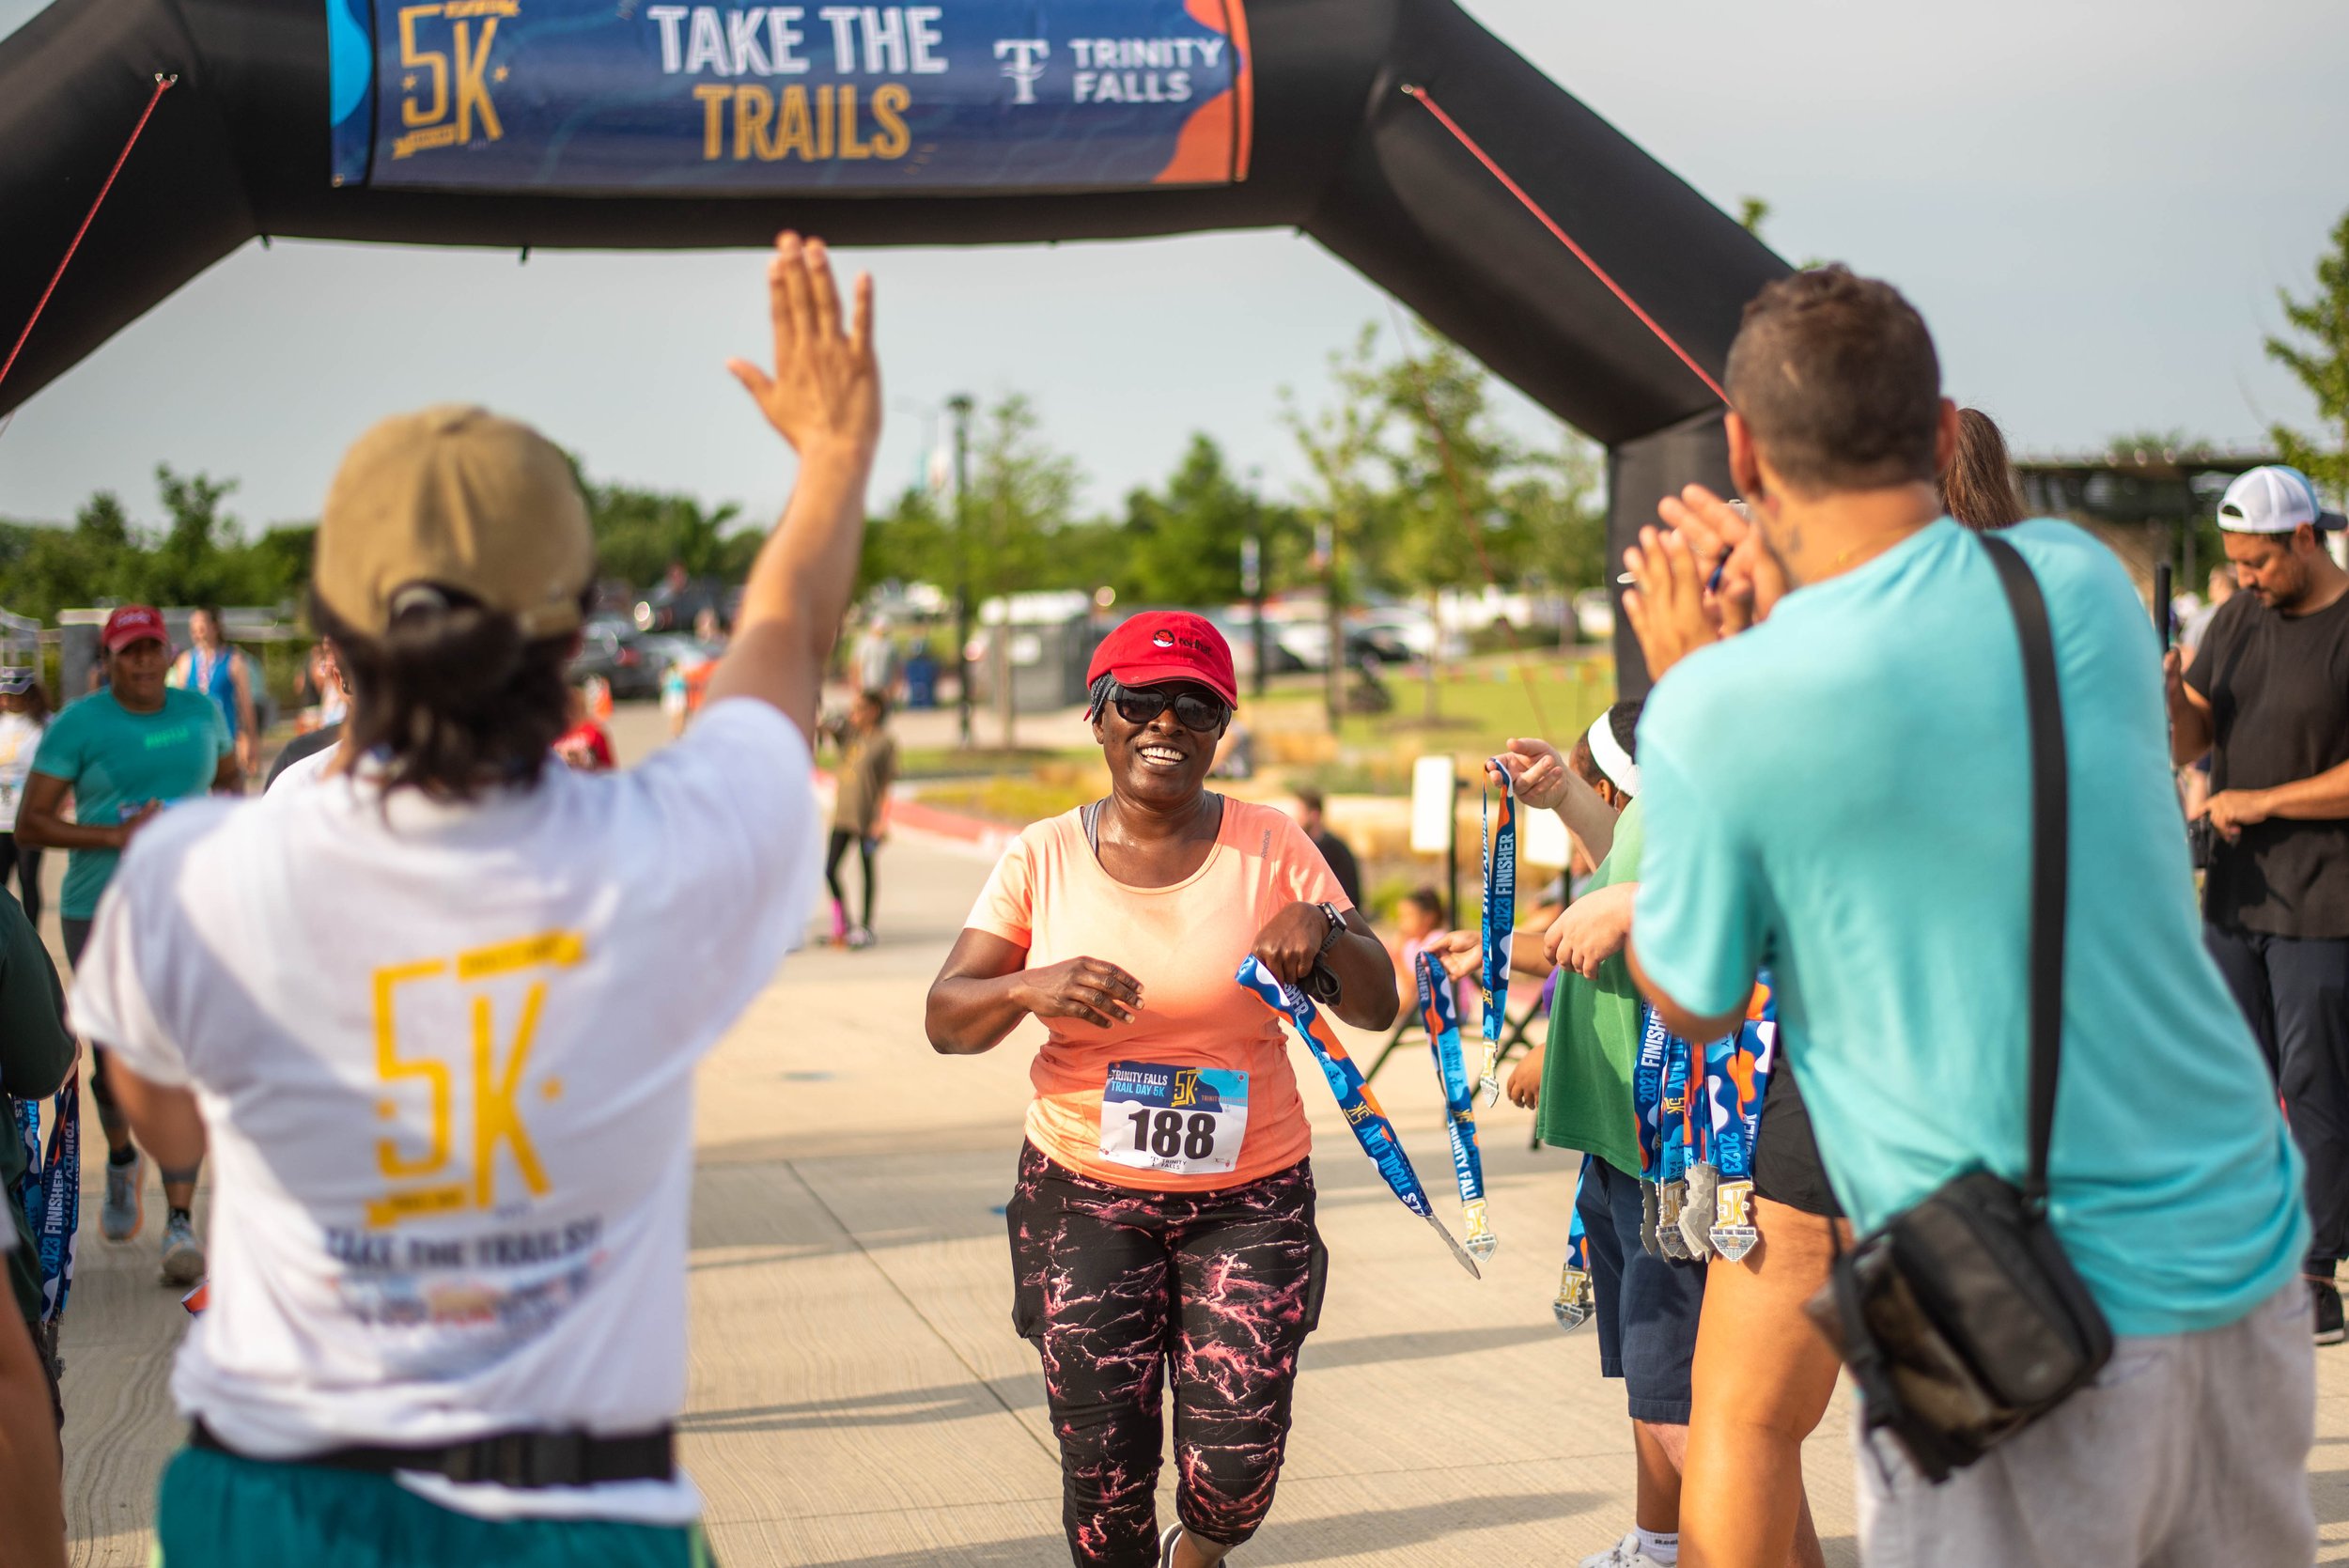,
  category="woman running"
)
[70,231,876,1567]
[926,613,1398,1568]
